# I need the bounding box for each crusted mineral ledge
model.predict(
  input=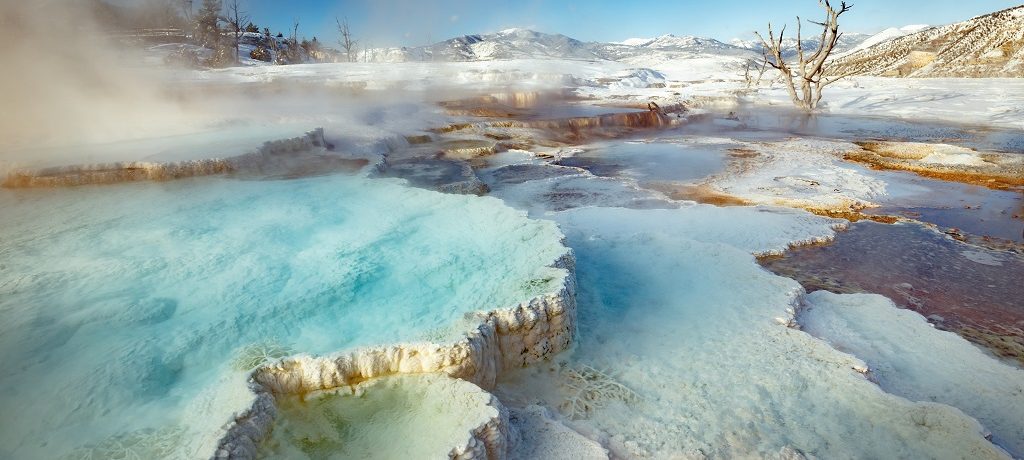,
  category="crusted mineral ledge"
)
[1,128,367,187]
[2,158,235,187]
[847,141,1024,189]
[214,252,578,459]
